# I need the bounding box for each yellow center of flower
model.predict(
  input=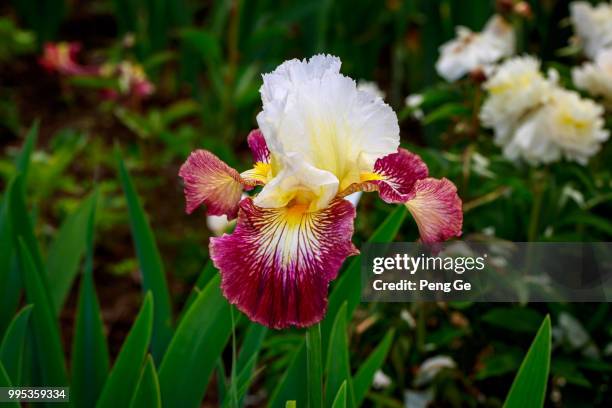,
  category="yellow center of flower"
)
[284,202,310,226]
[558,112,589,131]
[488,71,538,95]
[56,43,71,66]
